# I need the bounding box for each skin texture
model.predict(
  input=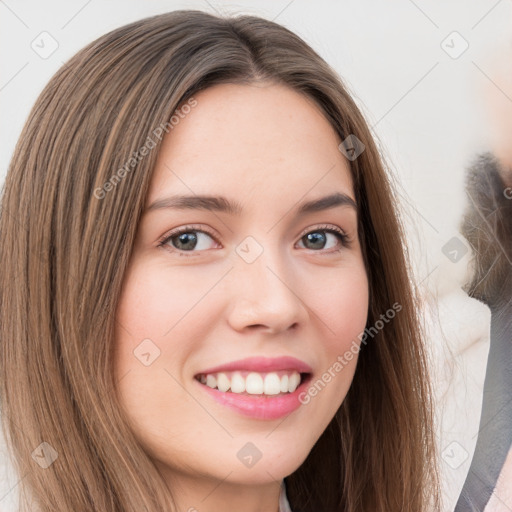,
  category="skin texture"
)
[113,83,369,512]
